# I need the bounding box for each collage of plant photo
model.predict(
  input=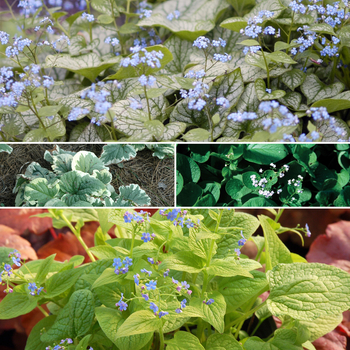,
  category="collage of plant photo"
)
[1,0,350,349]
